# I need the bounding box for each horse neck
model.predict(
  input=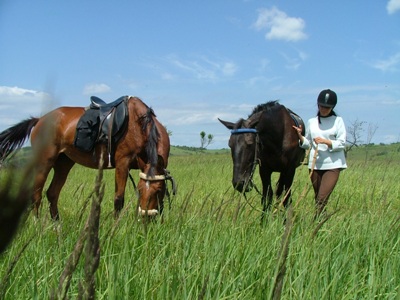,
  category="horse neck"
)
[257,106,288,137]
[127,97,159,175]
